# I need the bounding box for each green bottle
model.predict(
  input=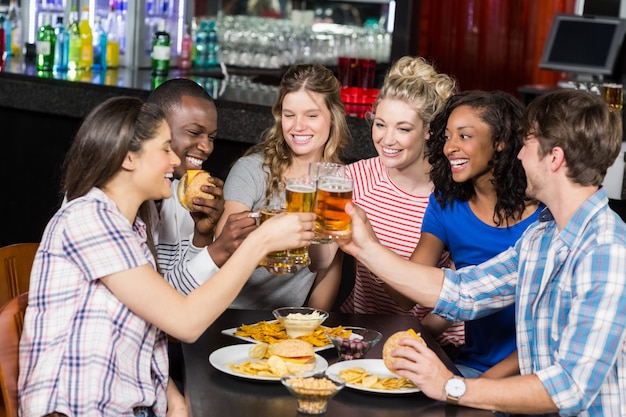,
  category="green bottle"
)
[67,6,80,71]
[151,20,170,76]
[36,14,56,72]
